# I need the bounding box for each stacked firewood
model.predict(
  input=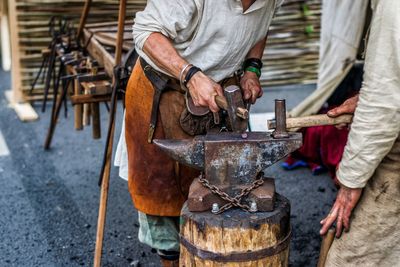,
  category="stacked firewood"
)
[10,0,320,102]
